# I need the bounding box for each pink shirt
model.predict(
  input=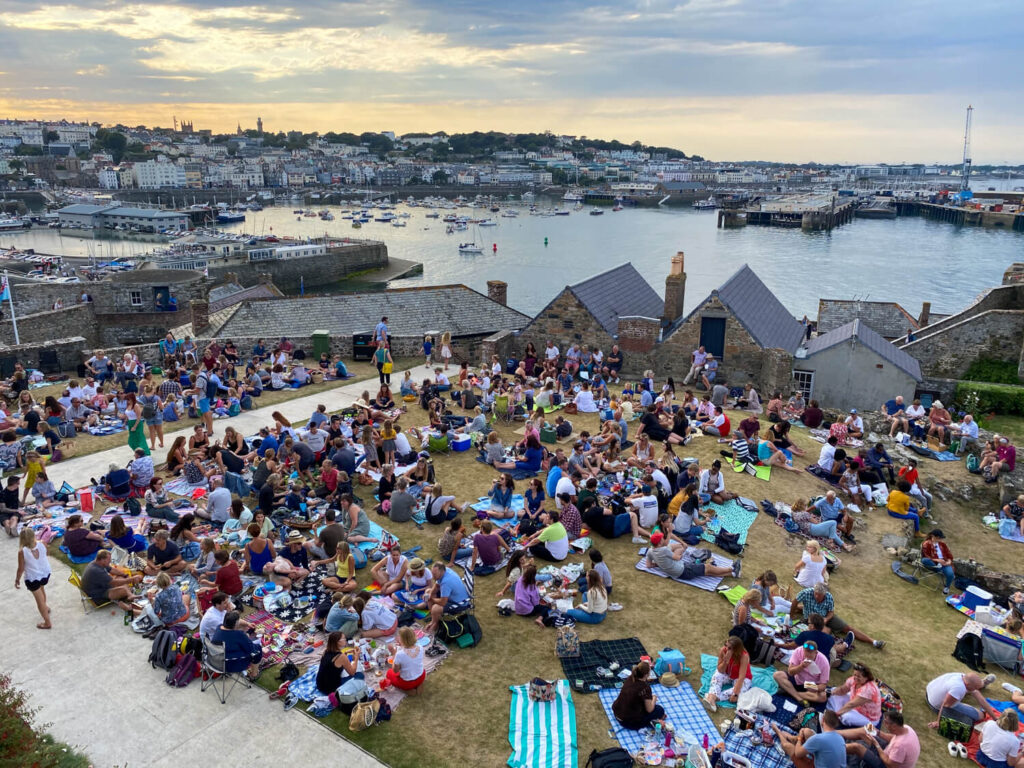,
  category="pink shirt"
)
[885,726,921,768]
[845,675,882,723]
[791,647,830,687]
